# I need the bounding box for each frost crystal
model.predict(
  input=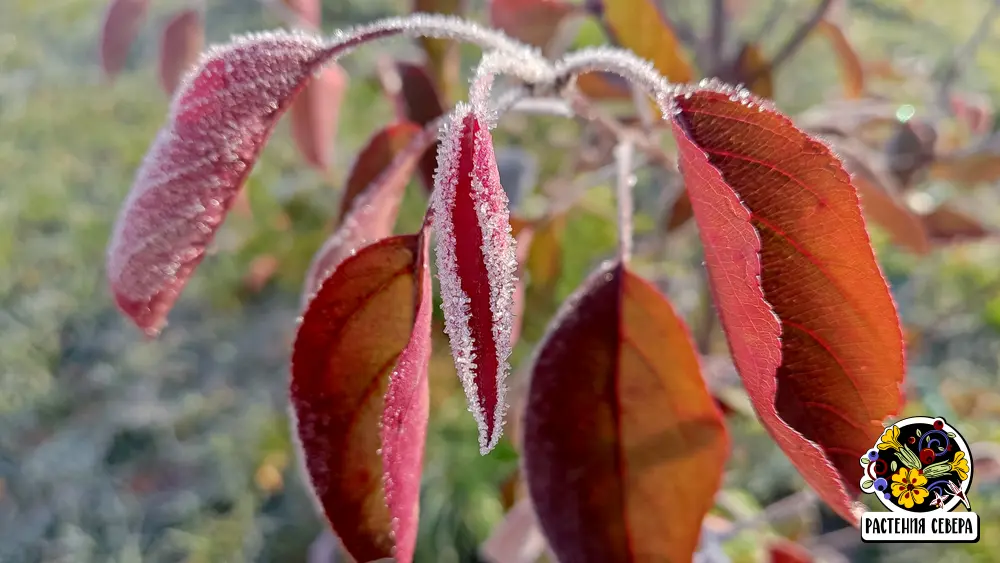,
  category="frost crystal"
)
[431,104,517,454]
